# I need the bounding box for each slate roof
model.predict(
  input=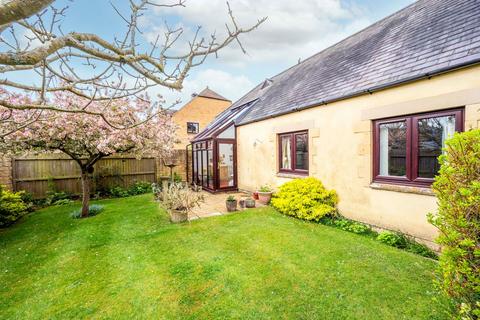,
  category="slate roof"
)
[236,0,480,125]
[197,87,231,102]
